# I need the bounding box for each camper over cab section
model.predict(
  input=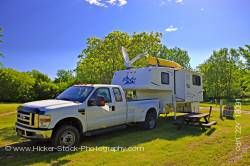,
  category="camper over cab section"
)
[112,66,174,91]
